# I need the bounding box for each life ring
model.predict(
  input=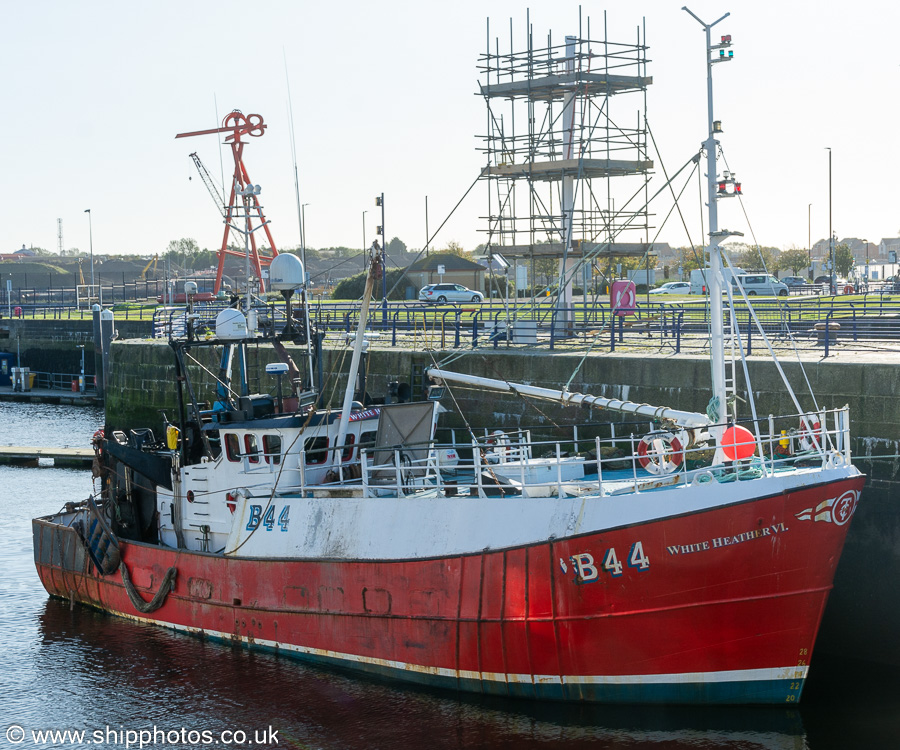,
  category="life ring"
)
[485,430,511,462]
[843,284,854,295]
[91,429,105,455]
[637,432,684,475]
[799,418,824,450]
